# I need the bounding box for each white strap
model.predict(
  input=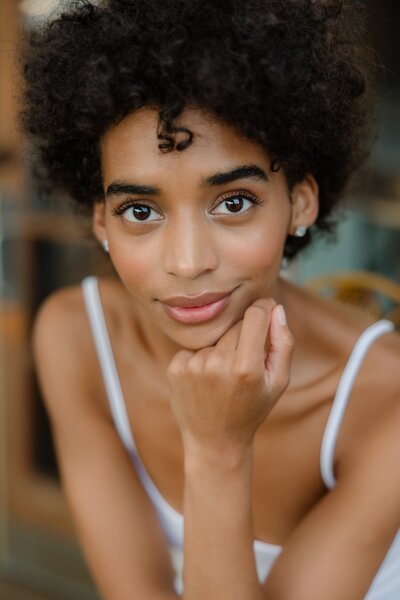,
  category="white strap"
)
[81,276,137,453]
[320,319,395,489]
[81,277,187,523]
